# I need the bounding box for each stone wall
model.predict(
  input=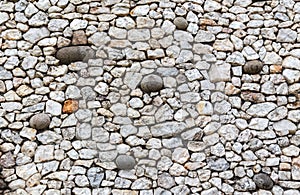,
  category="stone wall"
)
[0,0,300,194]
